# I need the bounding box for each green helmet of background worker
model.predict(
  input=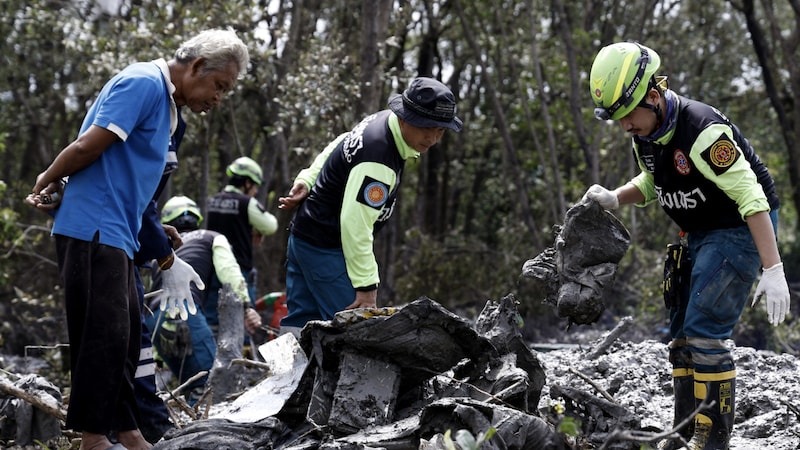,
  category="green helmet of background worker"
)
[161,195,203,232]
[226,156,263,186]
[590,41,661,121]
